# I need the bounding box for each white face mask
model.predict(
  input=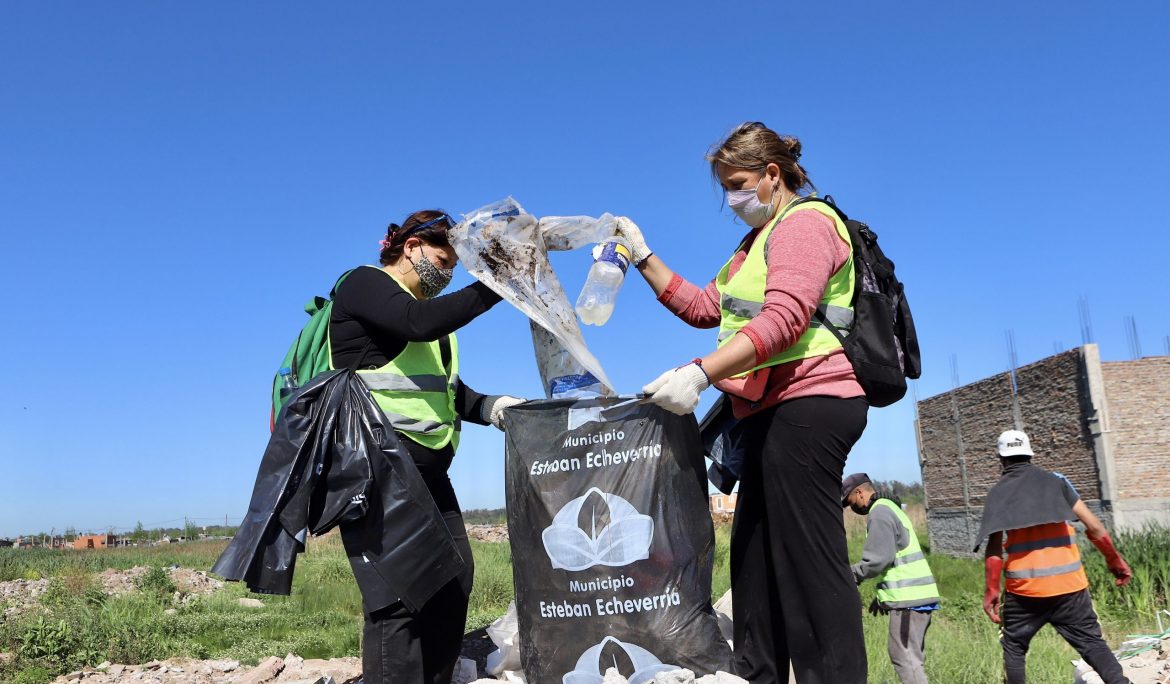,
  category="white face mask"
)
[727,175,778,228]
